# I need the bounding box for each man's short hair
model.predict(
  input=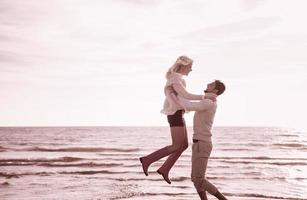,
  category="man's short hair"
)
[214,80,225,95]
